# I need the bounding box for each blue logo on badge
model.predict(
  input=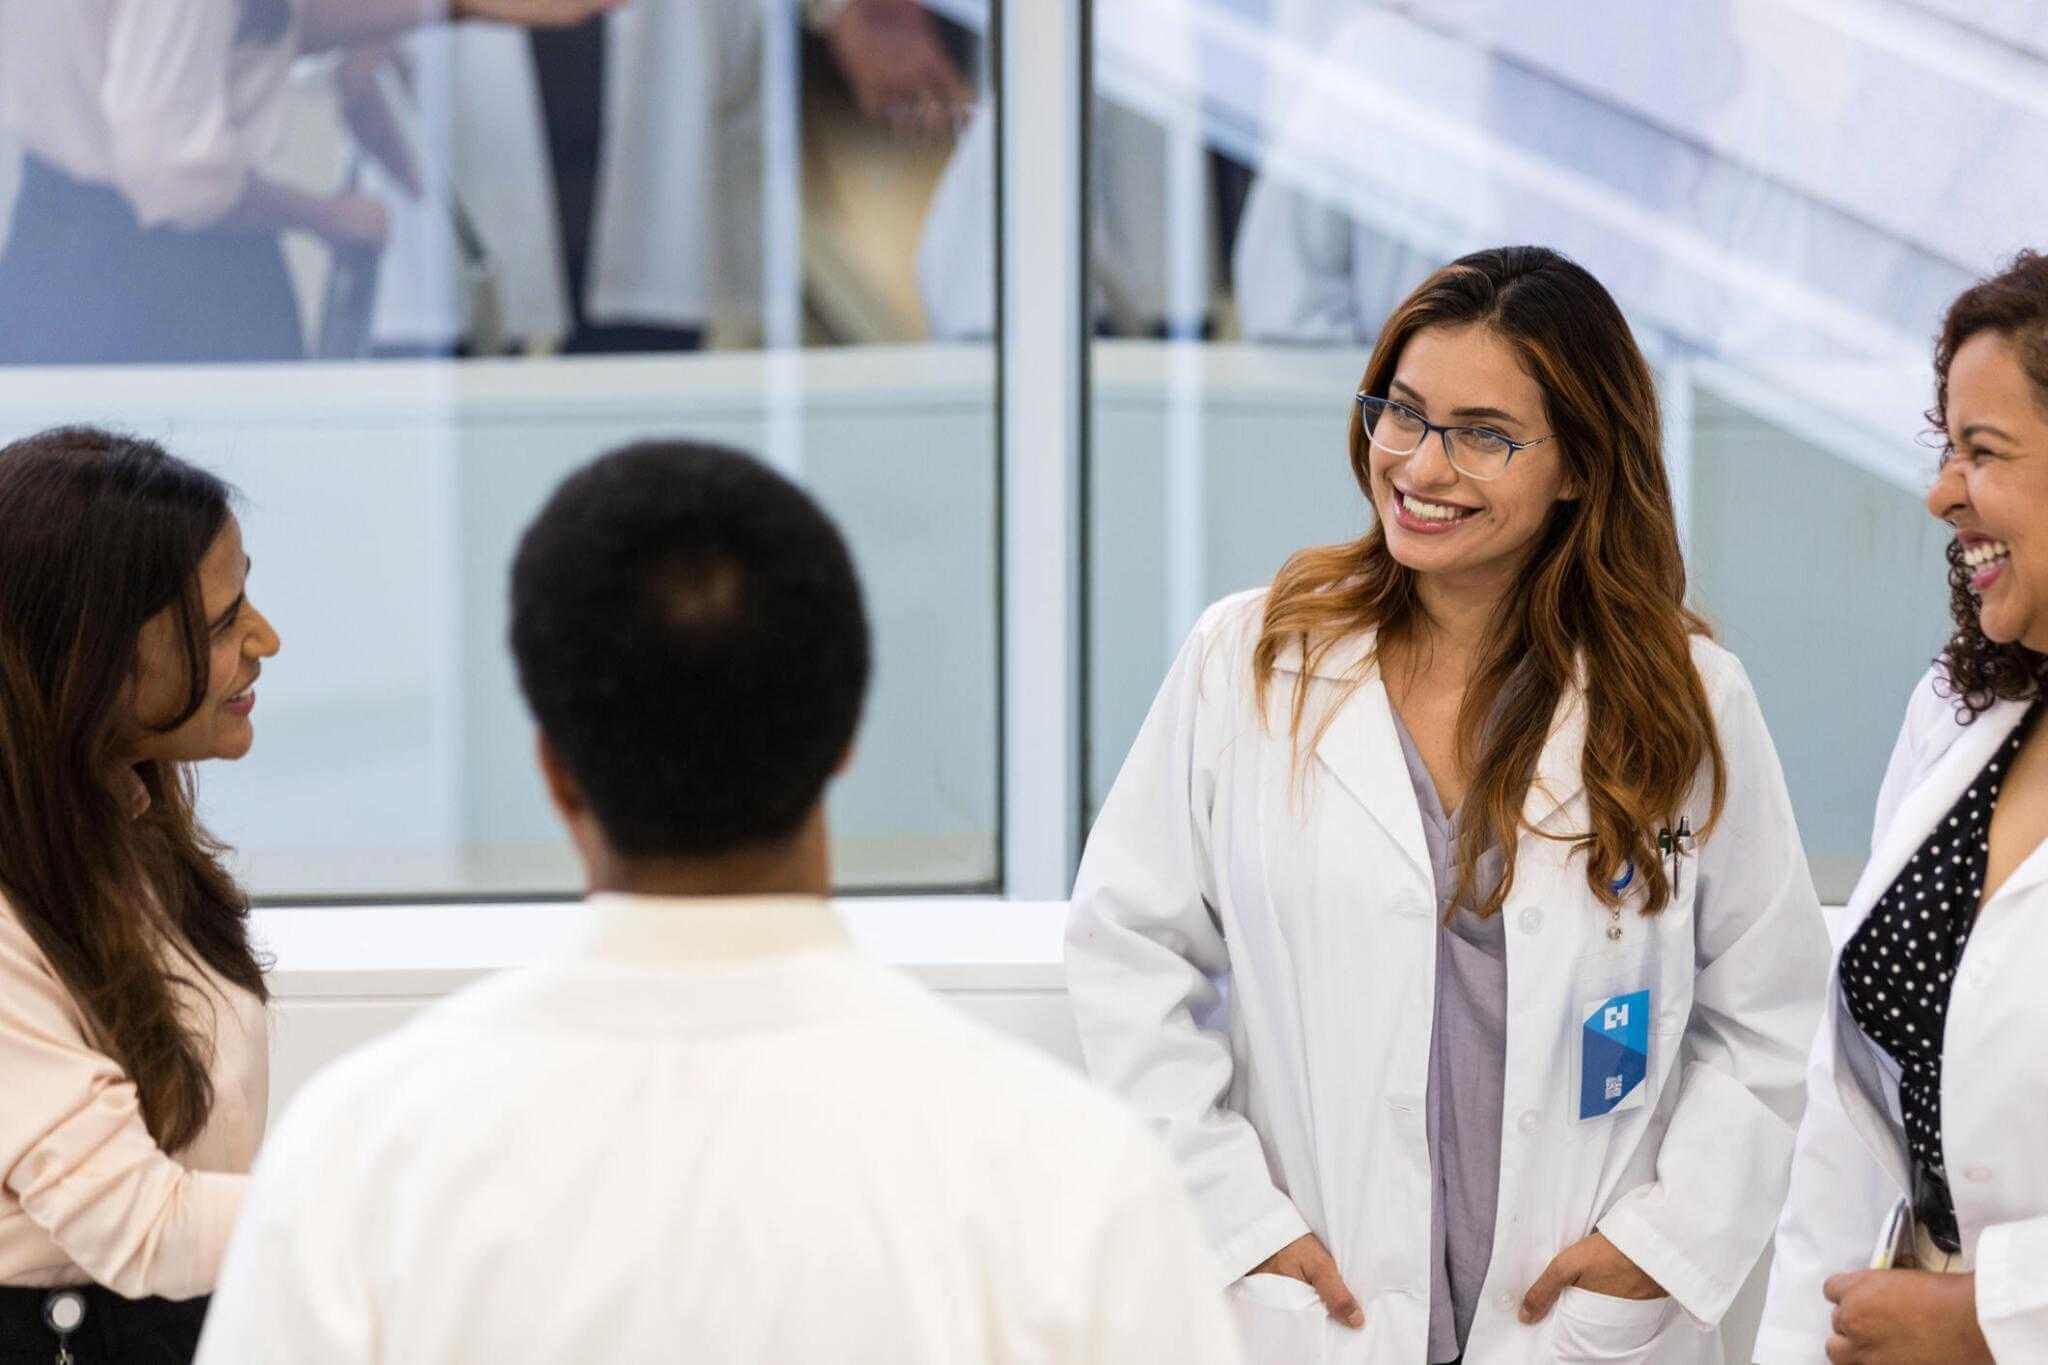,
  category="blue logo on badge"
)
[1579,989,1650,1119]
